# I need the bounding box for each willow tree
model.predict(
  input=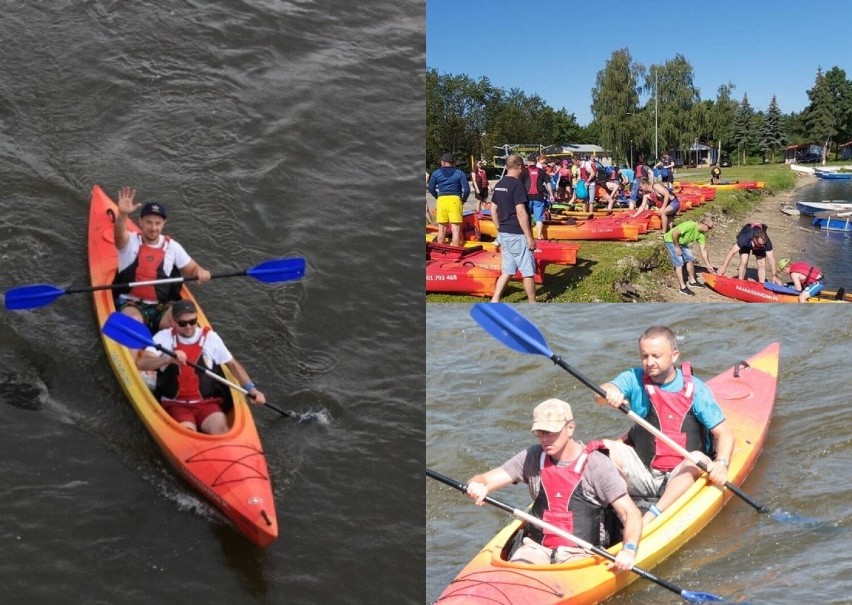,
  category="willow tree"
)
[645,55,700,159]
[590,48,642,163]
